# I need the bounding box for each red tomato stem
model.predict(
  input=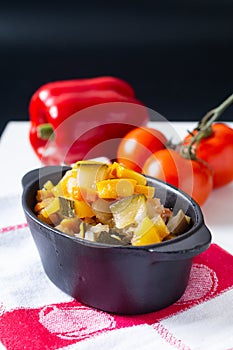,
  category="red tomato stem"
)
[180,93,233,160]
[198,93,233,129]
